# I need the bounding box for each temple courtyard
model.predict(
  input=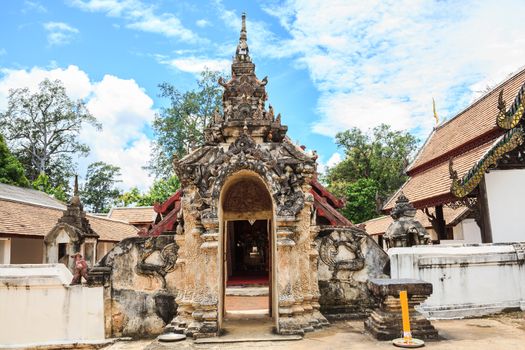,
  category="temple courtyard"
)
[99,312,525,350]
